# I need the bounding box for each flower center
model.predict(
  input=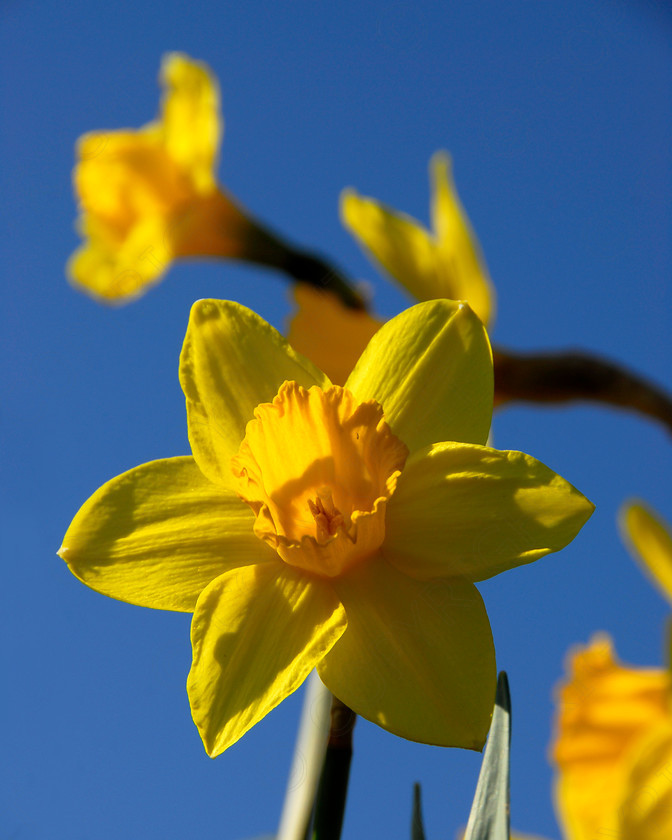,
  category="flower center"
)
[231,381,408,578]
